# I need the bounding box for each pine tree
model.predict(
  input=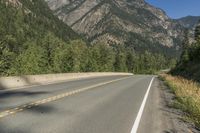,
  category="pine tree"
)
[114,46,127,72]
[85,46,101,72]
[52,45,70,73]
[0,35,16,75]
[11,41,47,75]
[126,50,135,73]
[180,30,190,63]
[96,44,115,72]
[190,21,200,61]
[195,21,200,41]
